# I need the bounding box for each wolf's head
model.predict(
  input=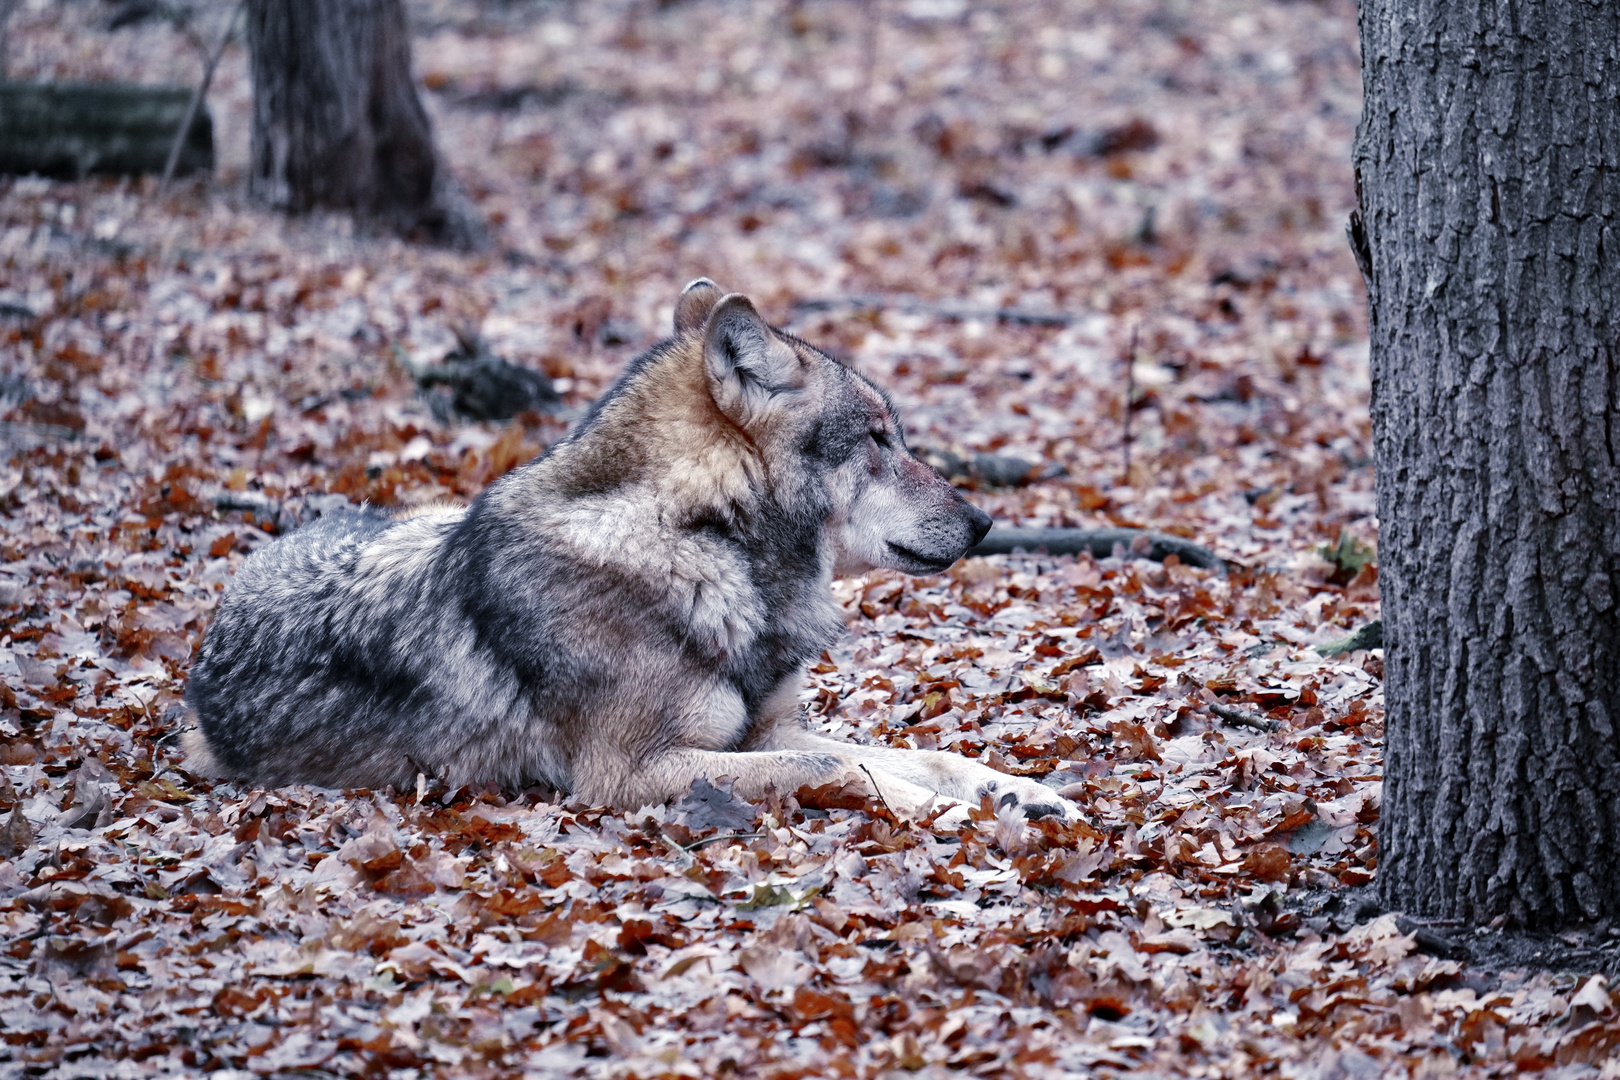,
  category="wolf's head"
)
[670,278,992,576]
